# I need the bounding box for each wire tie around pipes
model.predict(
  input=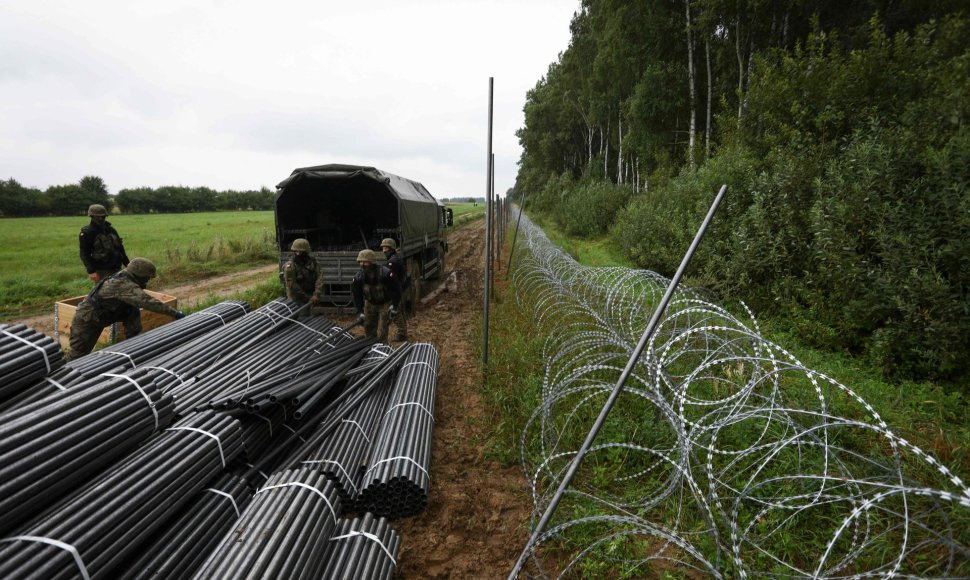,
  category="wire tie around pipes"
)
[94,350,136,368]
[253,413,273,436]
[142,366,186,388]
[44,376,68,391]
[1,329,51,374]
[329,531,397,564]
[166,426,226,467]
[402,360,438,376]
[204,488,241,518]
[301,459,359,493]
[256,482,336,523]
[364,456,428,480]
[384,402,434,422]
[193,311,227,325]
[103,373,158,431]
[282,424,306,443]
[341,419,371,444]
[0,536,90,580]
[228,302,248,316]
